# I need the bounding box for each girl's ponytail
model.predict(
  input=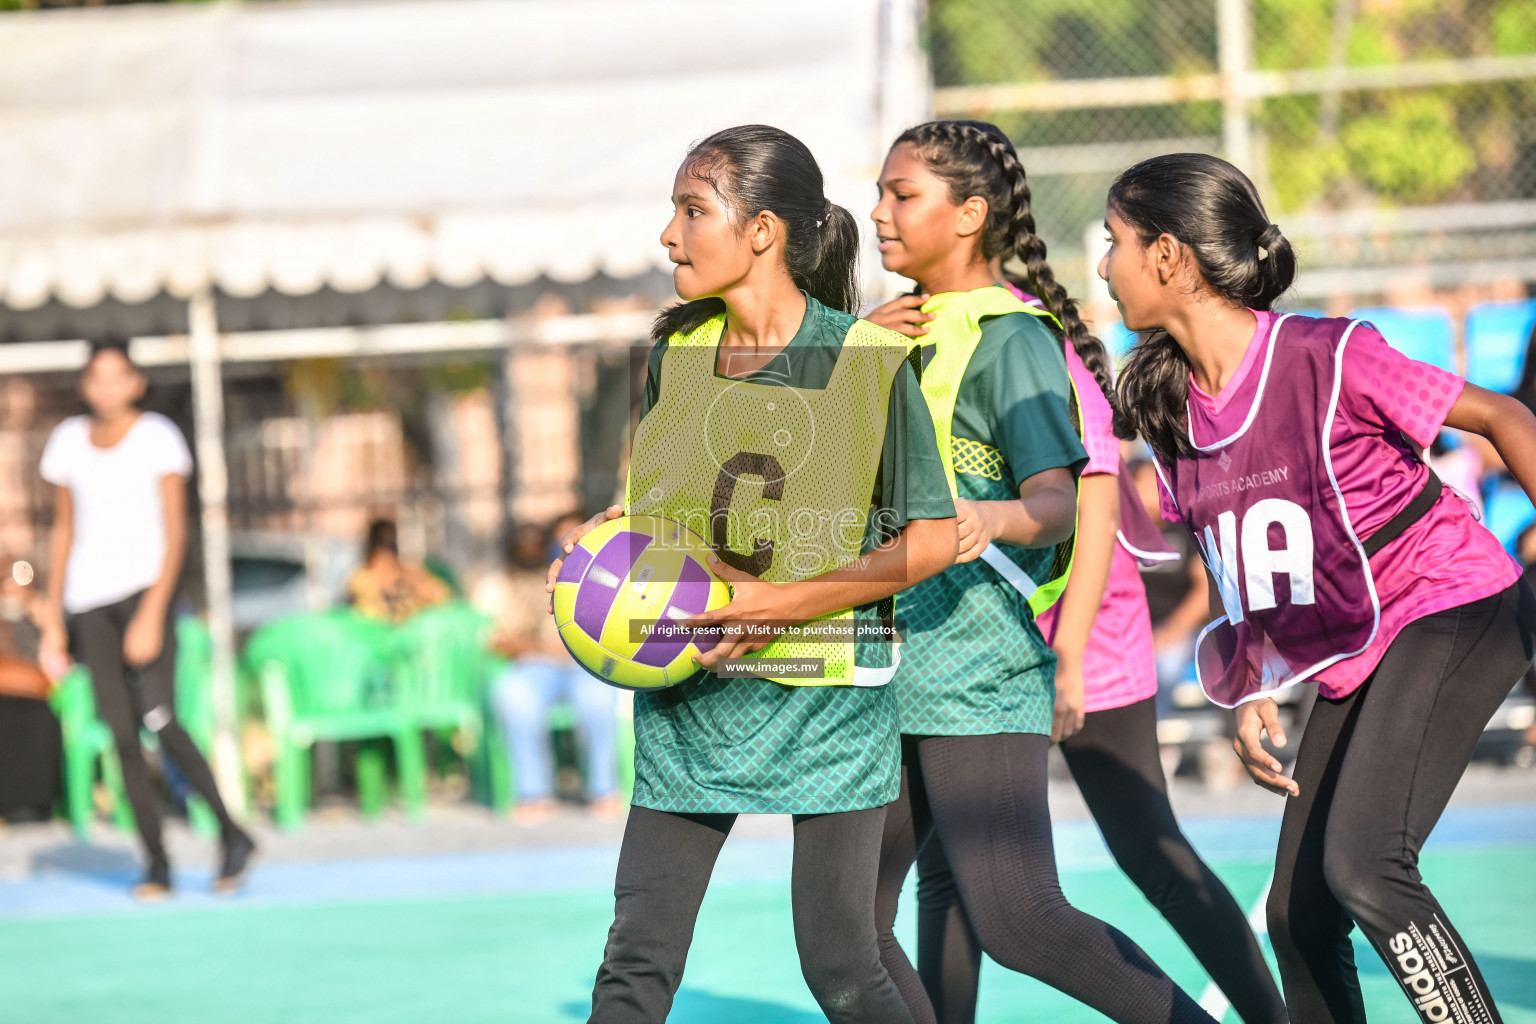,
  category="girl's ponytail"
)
[896,120,1118,419]
[796,200,860,315]
[1251,222,1296,312]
